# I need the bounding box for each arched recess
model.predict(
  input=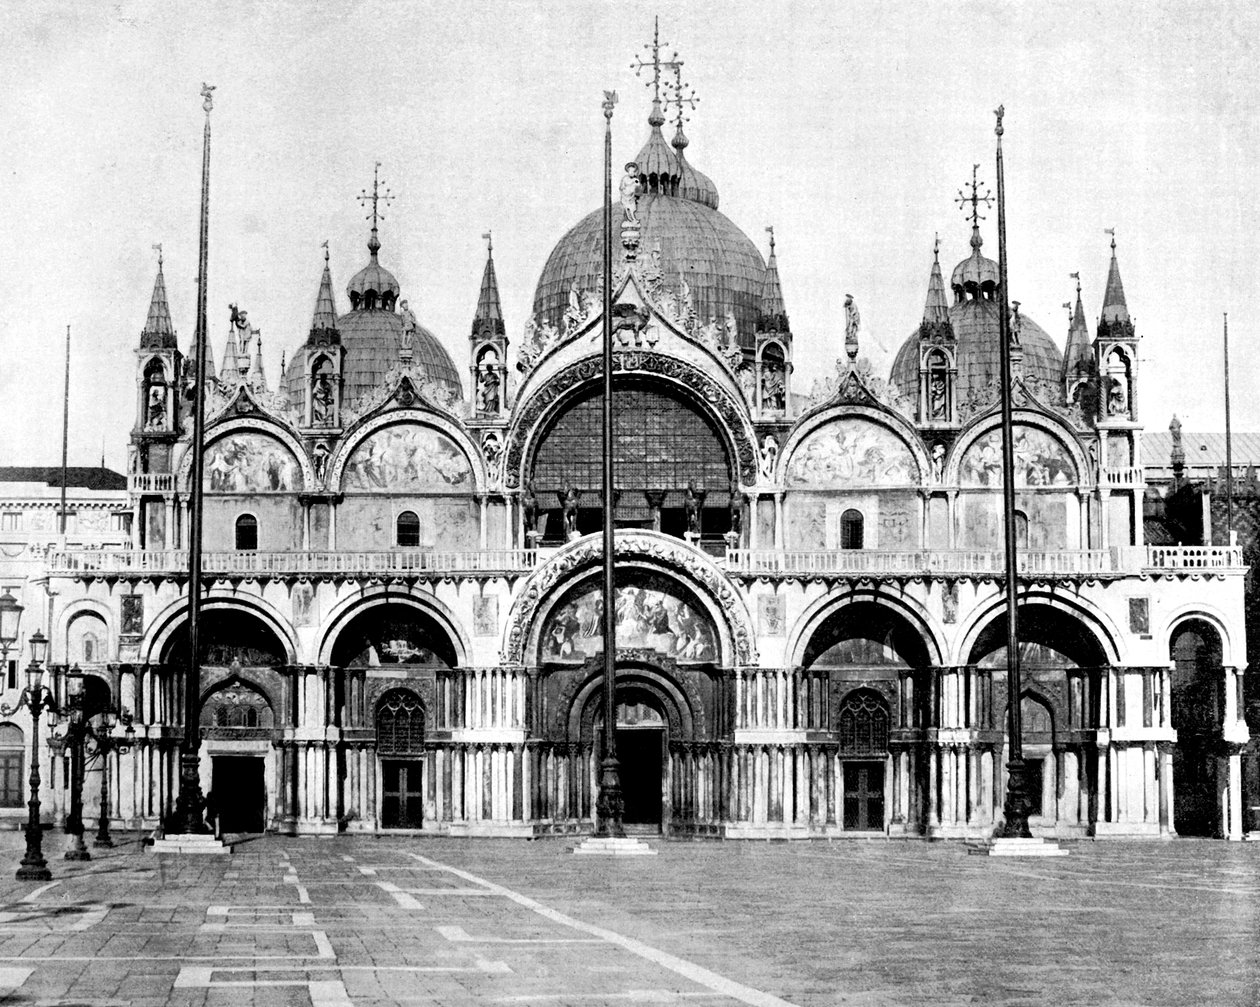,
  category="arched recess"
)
[200,678,276,729]
[566,662,699,743]
[320,594,464,668]
[955,592,1121,669]
[948,412,1091,489]
[1164,606,1237,668]
[1169,618,1224,837]
[66,610,108,666]
[152,603,293,668]
[504,353,759,491]
[966,605,1108,670]
[328,409,484,493]
[503,531,756,668]
[145,595,299,667]
[178,417,313,493]
[778,405,930,489]
[998,691,1057,819]
[787,589,945,671]
[803,602,933,670]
